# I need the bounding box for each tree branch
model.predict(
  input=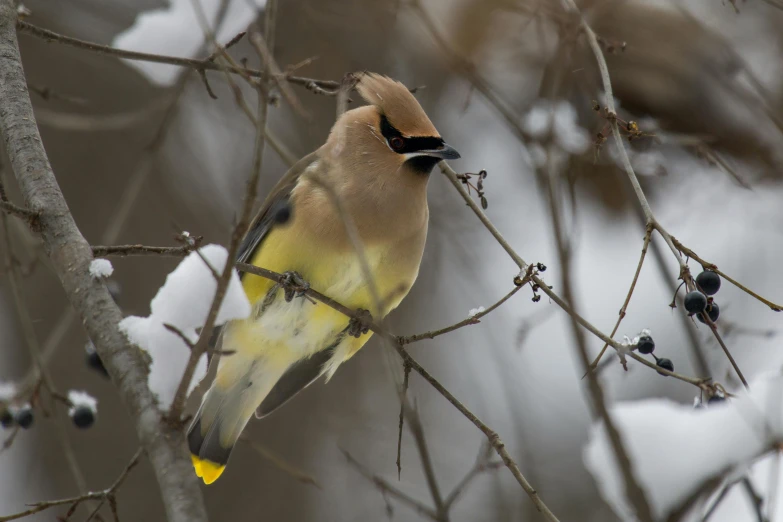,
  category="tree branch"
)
[16,20,342,95]
[0,5,207,521]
